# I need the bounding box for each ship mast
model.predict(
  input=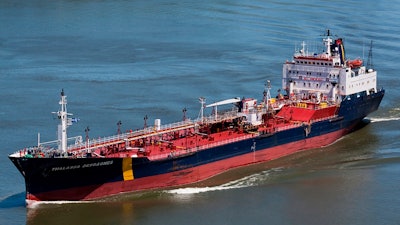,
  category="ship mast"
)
[263,80,272,110]
[53,89,72,153]
[323,29,333,57]
[199,97,206,123]
[366,40,374,70]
